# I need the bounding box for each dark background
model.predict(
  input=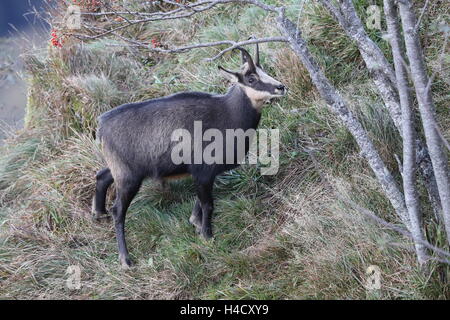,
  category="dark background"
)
[0,0,47,37]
